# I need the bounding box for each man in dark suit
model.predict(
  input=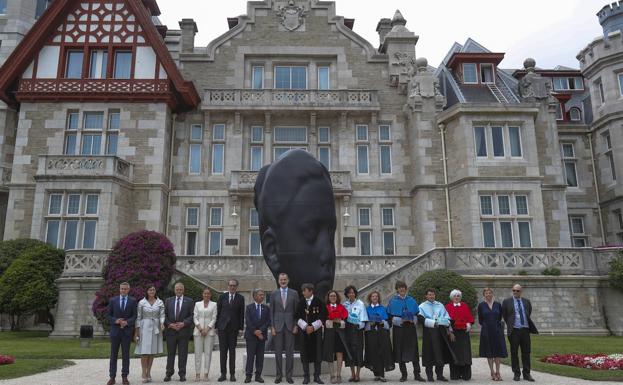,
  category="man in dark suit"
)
[244,289,271,383]
[269,273,299,384]
[501,284,538,382]
[107,282,137,385]
[164,282,194,382]
[217,279,245,382]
